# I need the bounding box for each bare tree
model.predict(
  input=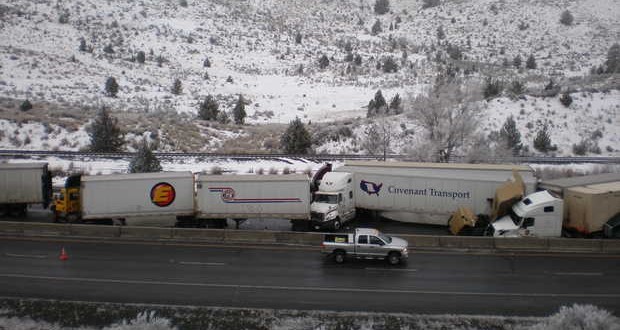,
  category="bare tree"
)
[406,81,480,162]
[361,116,393,160]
